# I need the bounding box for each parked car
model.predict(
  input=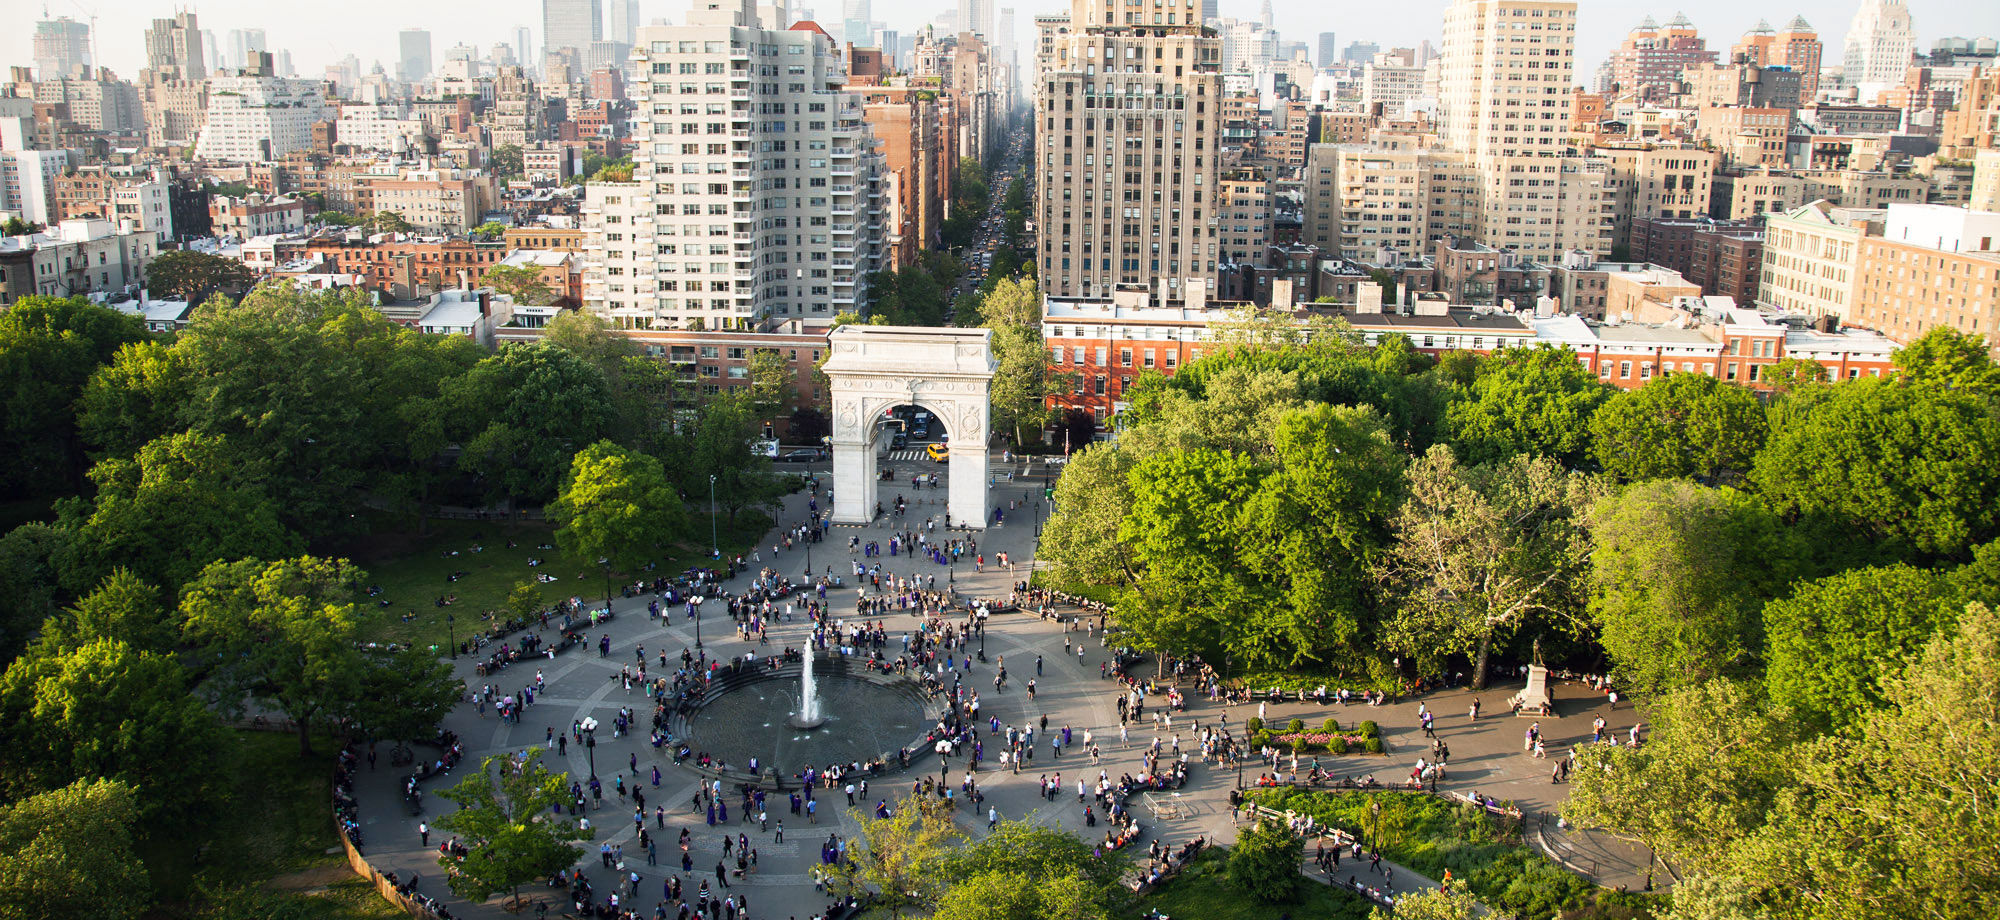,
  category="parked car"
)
[777,449,822,463]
